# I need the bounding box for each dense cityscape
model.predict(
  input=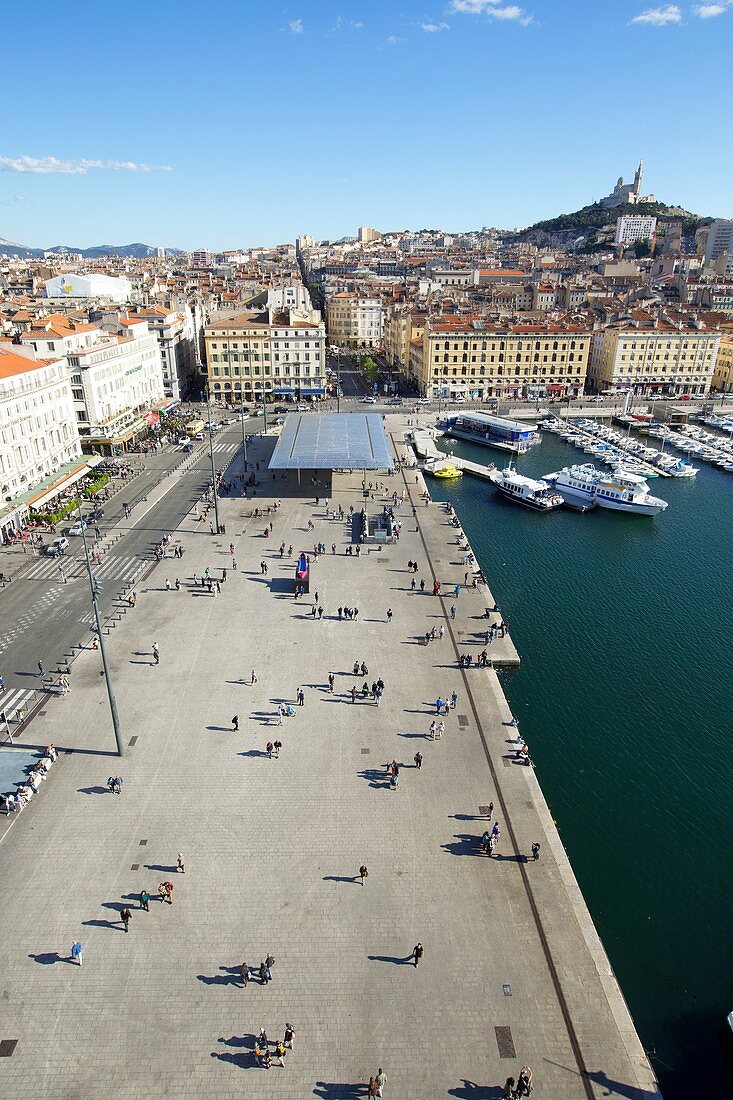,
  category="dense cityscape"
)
[2,0,733,1096]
